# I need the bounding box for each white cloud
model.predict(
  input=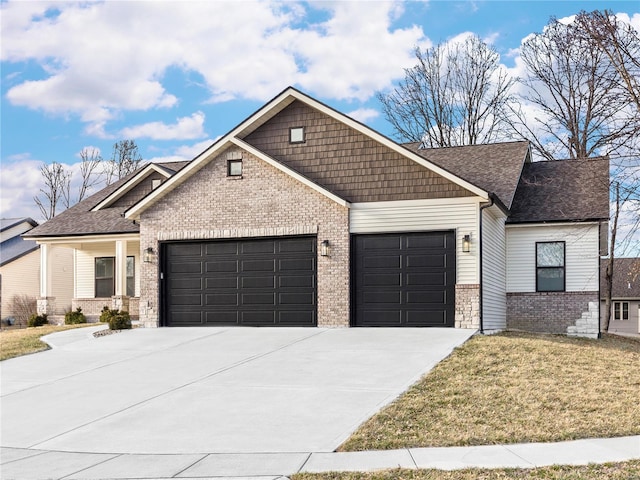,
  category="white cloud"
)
[0,156,47,220]
[347,108,380,124]
[120,112,207,141]
[1,0,427,133]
